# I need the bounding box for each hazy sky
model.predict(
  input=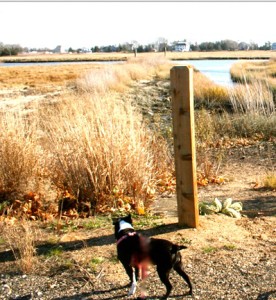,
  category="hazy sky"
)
[0,2,275,49]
